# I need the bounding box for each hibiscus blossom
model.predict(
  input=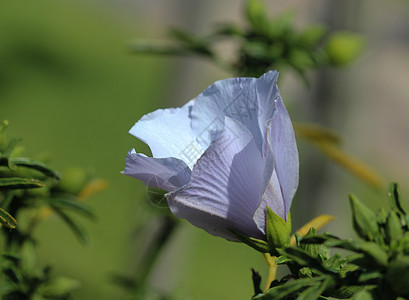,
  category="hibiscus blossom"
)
[123,71,298,241]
